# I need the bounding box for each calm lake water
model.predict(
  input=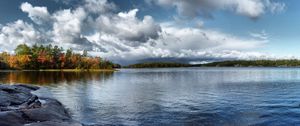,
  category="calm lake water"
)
[1,67,300,125]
